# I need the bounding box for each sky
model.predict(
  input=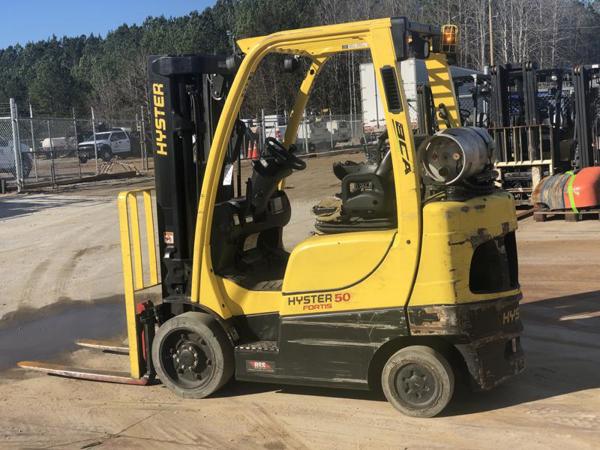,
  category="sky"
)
[0,0,215,48]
